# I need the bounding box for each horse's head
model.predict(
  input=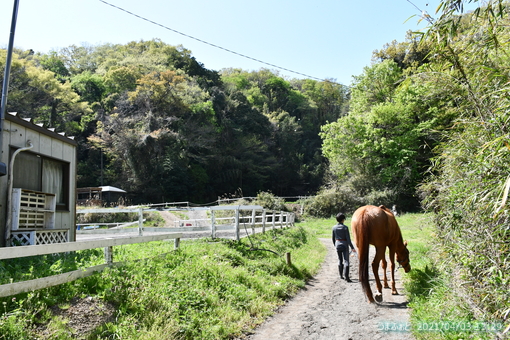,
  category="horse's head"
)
[396,241,411,273]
